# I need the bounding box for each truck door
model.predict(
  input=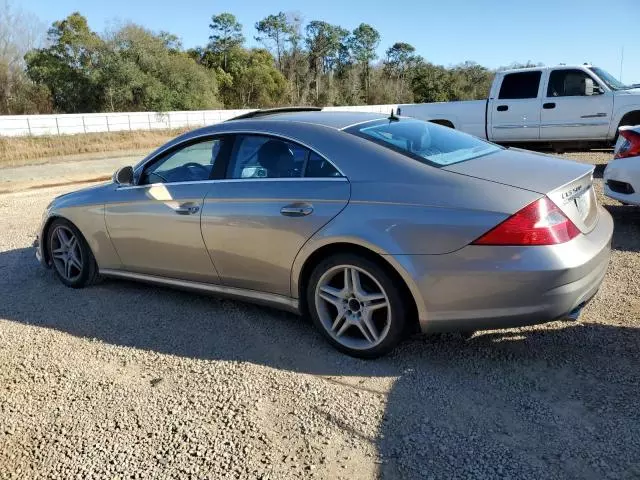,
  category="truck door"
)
[539,68,613,140]
[490,71,542,142]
